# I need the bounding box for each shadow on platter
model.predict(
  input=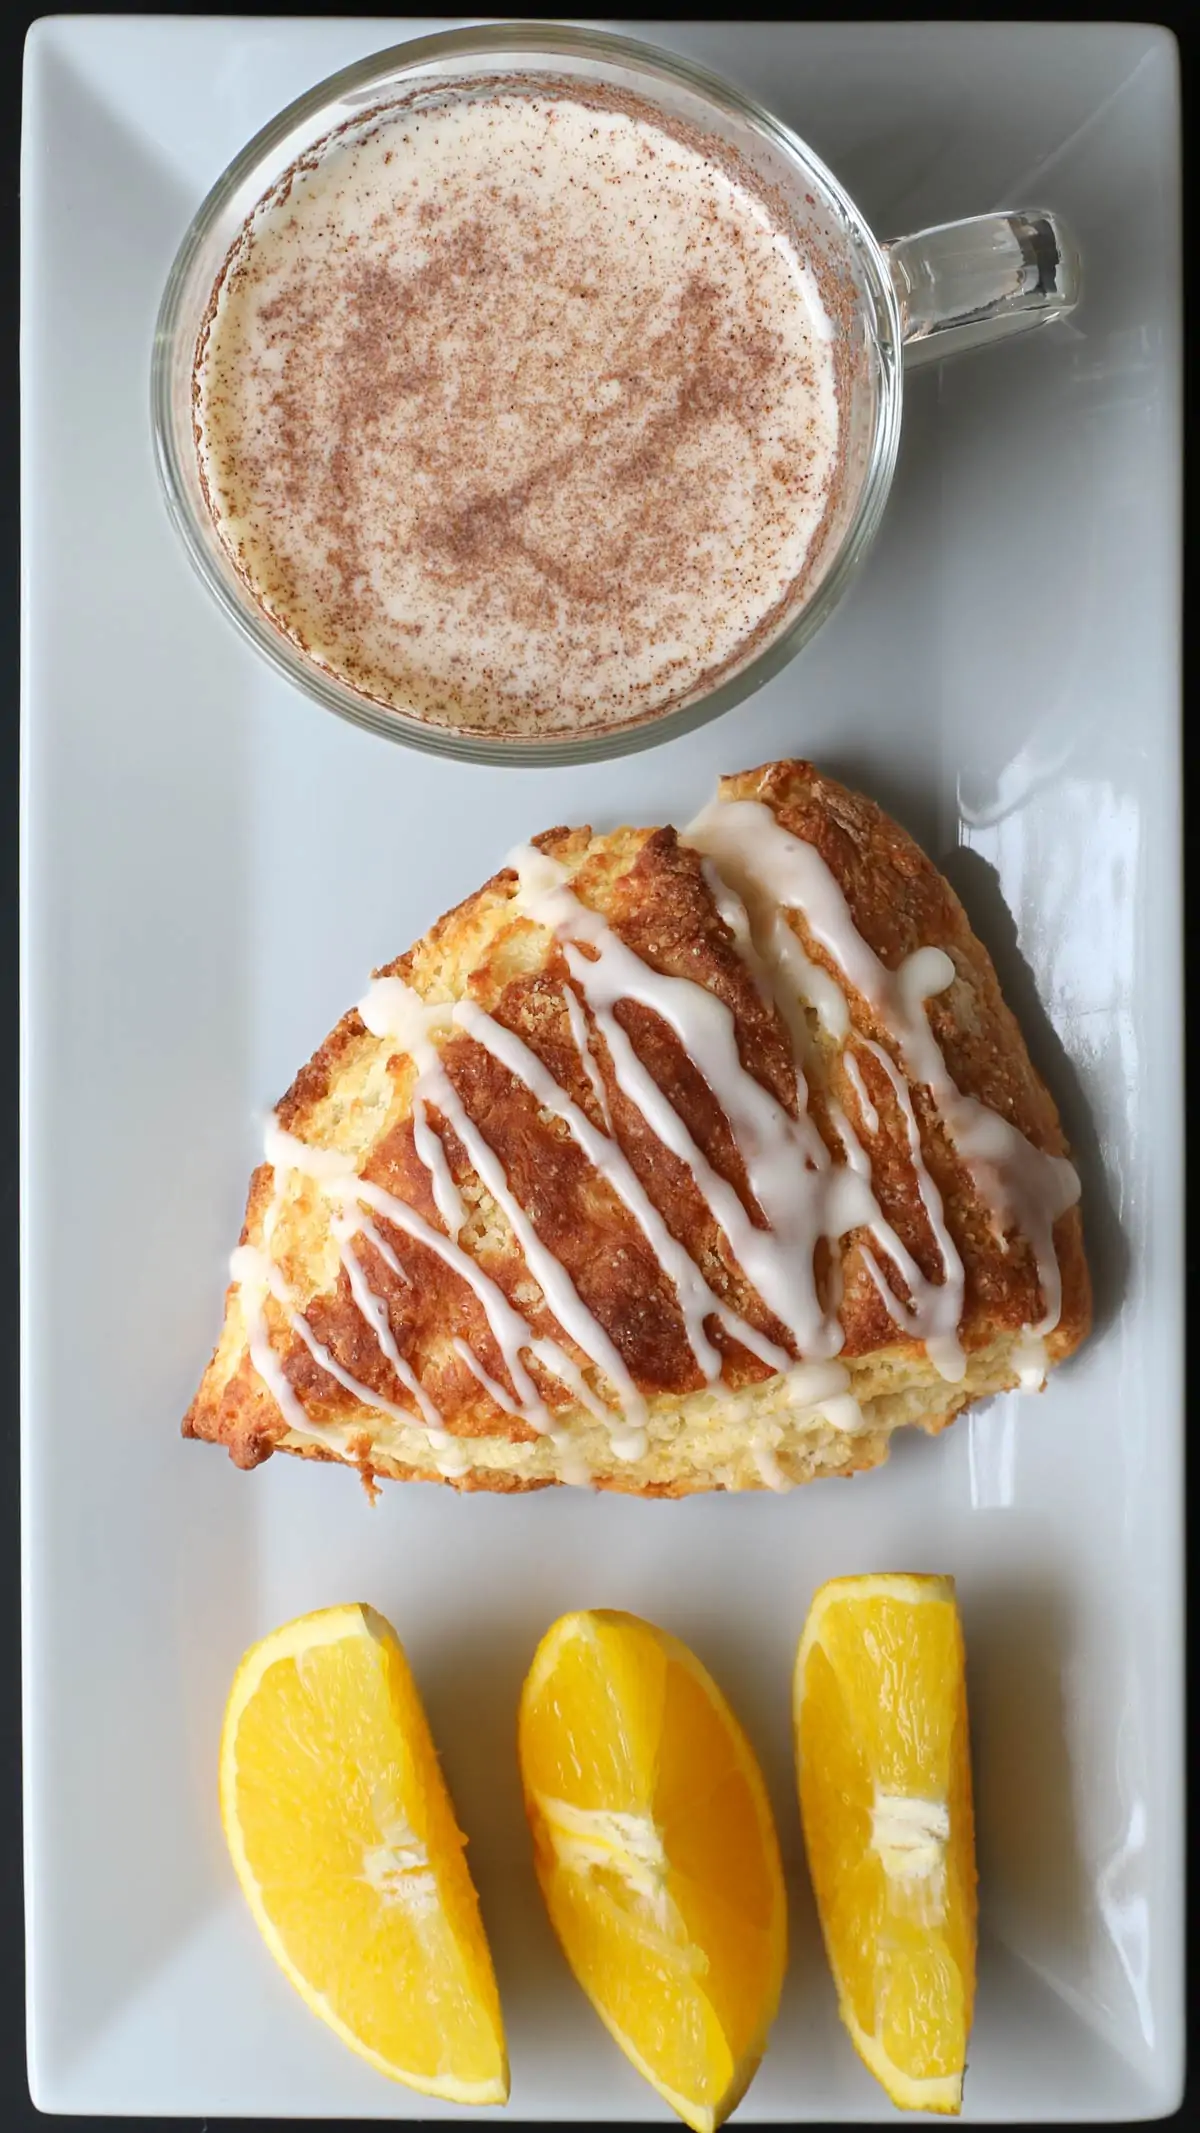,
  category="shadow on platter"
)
[966,1574,1091,1997]
[941,846,1129,1345]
